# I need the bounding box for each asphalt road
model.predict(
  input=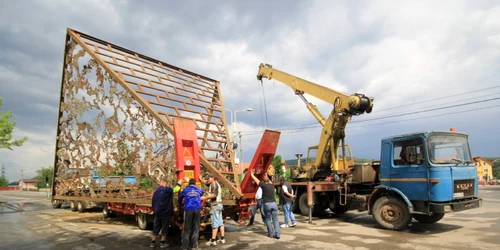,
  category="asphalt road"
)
[1,186,499,250]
